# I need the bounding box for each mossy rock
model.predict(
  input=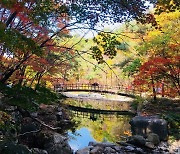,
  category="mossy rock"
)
[147,133,160,145]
